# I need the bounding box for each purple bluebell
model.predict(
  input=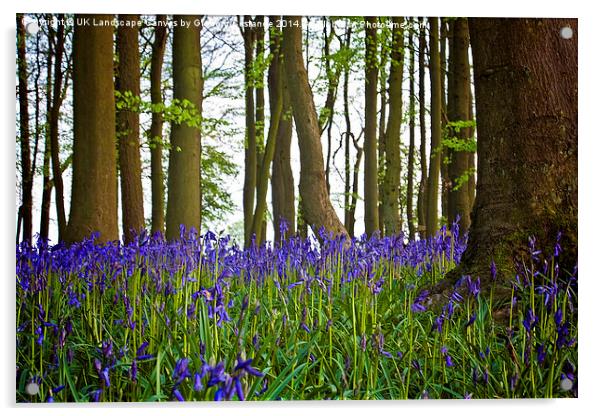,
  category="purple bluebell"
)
[173,388,185,402]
